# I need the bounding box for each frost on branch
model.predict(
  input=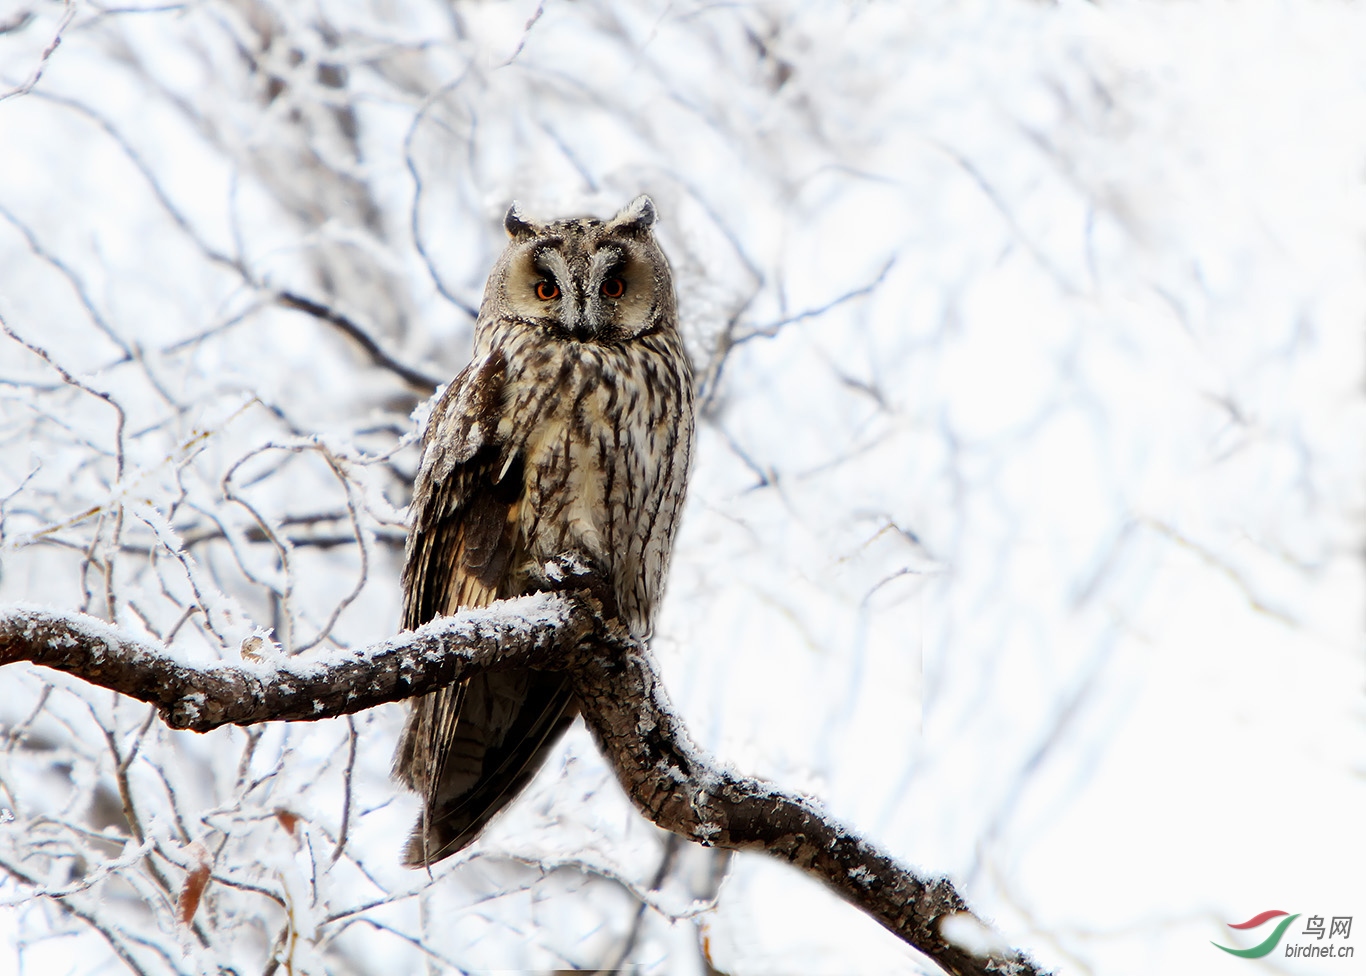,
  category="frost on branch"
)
[0,595,590,732]
[0,598,1047,976]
